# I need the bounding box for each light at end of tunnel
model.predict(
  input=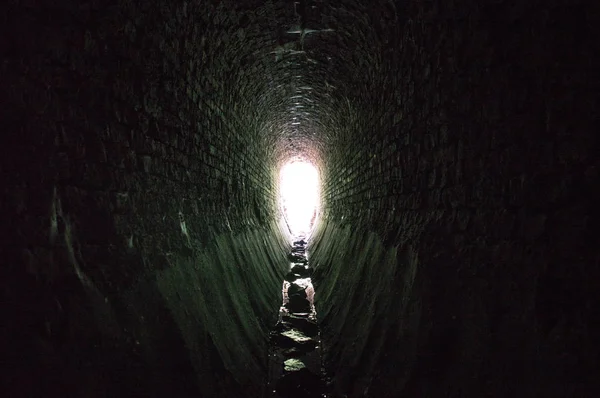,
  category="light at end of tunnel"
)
[279,161,320,237]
